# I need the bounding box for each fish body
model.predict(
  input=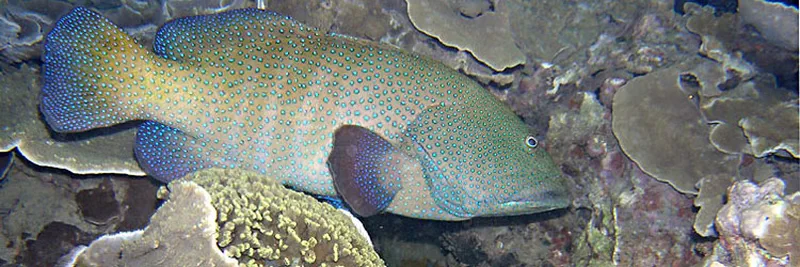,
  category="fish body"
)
[41,7,568,220]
